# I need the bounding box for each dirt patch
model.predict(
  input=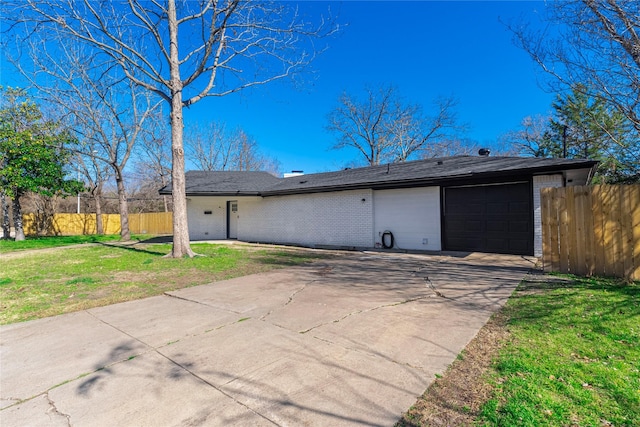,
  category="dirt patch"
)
[397,311,511,426]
